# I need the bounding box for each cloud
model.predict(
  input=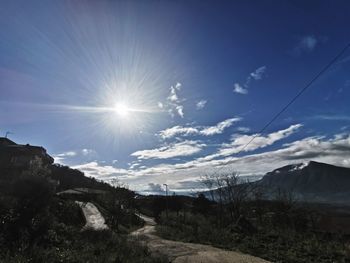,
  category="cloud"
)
[161,82,185,118]
[147,183,164,193]
[196,100,207,110]
[124,132,350,192]
[159,117,241,139]
[299,35,318,51]
[53,151,77,163]
[159,126,200,139]
[53,148,98,165]
[310,114,350,121]
[250,66,267,80]
[200,118,241,136]
[197,124,302,161]
[237,127,251,133]
[72,161,129,179]
[234,66,266,95]
[176,105,184,118]
[81,148,95,156]
[233,83,248,94]
[293,35,327,55]
[56,151,77,157]
[70,129,350,193]
[131,140,205,160]
[217,124,302,156]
